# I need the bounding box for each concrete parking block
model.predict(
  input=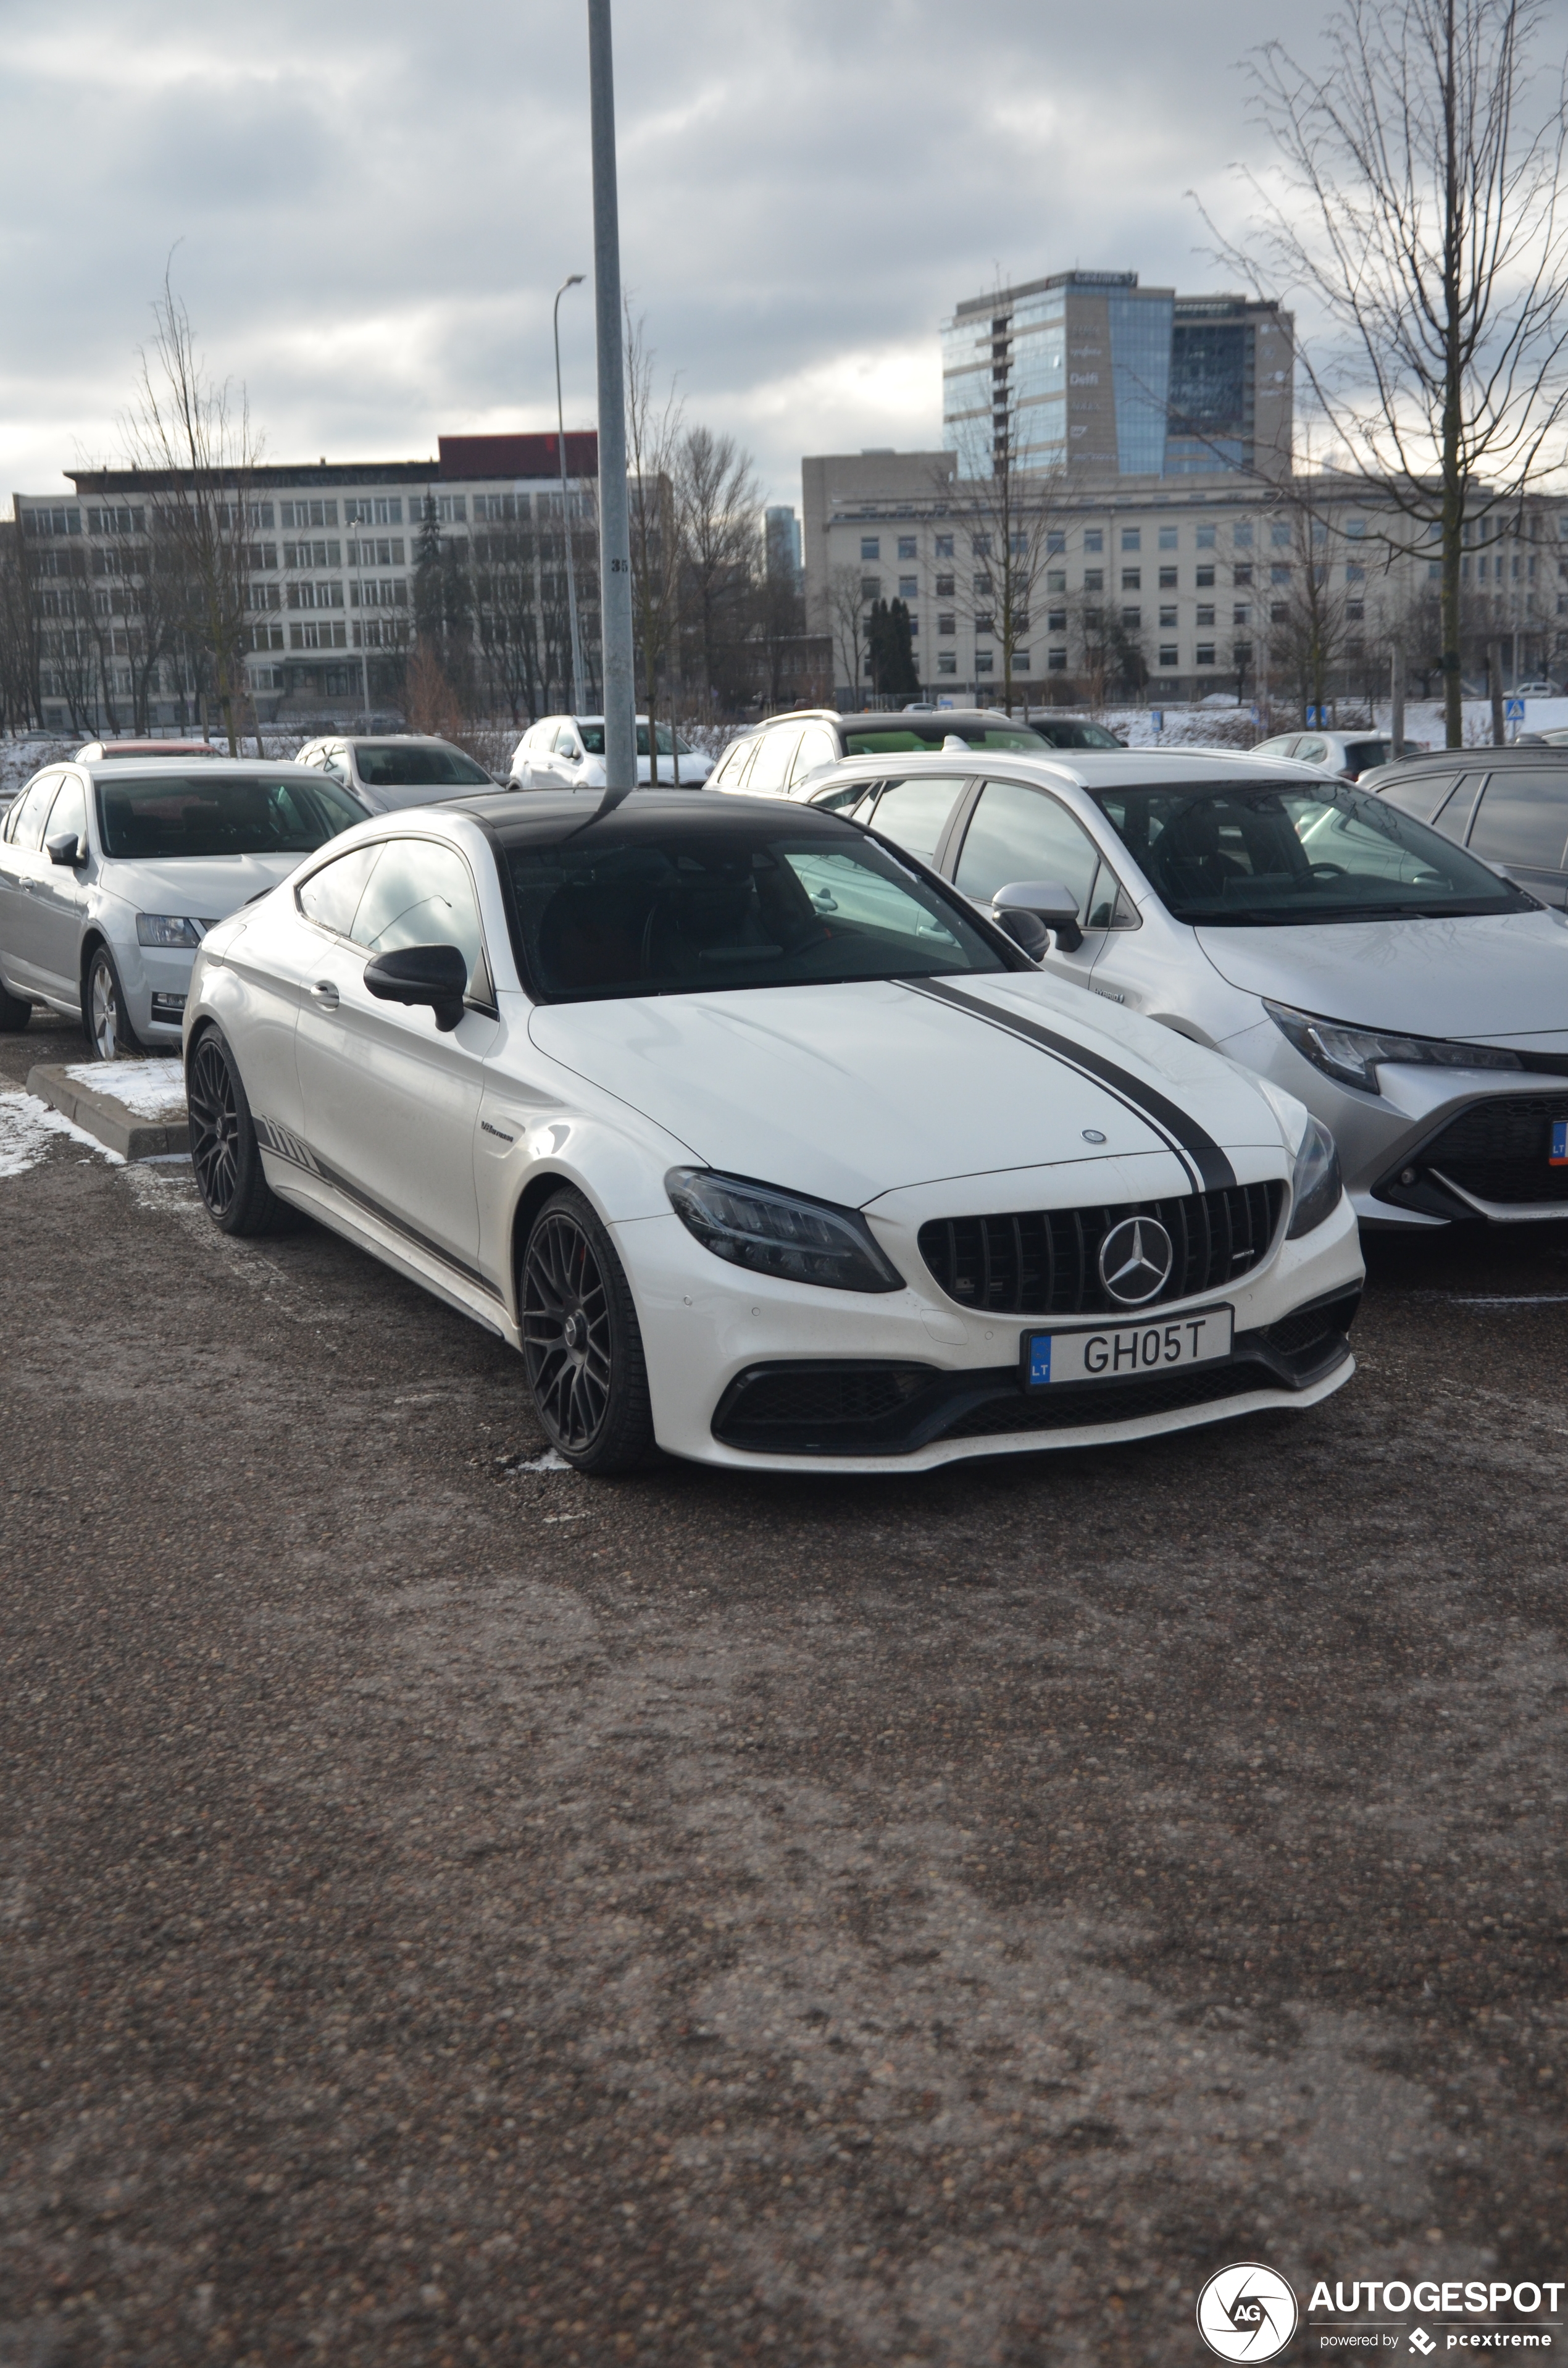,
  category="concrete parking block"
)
[25,1063,189,1161]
